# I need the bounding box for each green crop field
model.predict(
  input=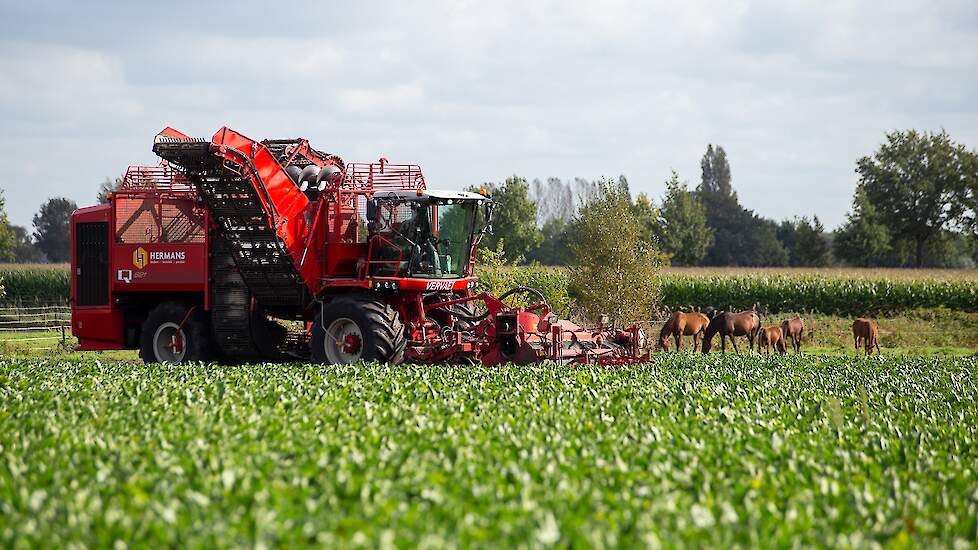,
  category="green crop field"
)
[6,264,978,315]
[1,356,976,547]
